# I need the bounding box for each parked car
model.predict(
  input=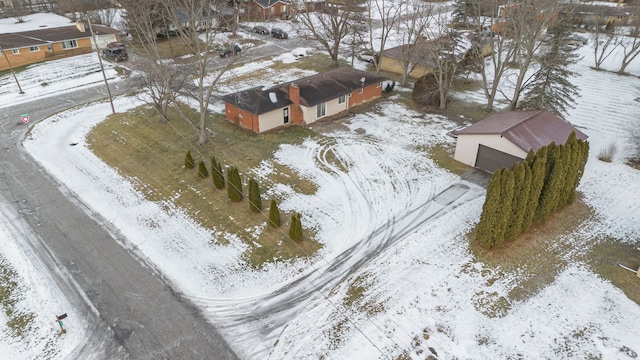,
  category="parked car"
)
[253,25,269,35]
[102,42,128,62]
[567,35,588,46]
[271,28,288,39]
[357,51,377,63]
[219,44,241,57]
